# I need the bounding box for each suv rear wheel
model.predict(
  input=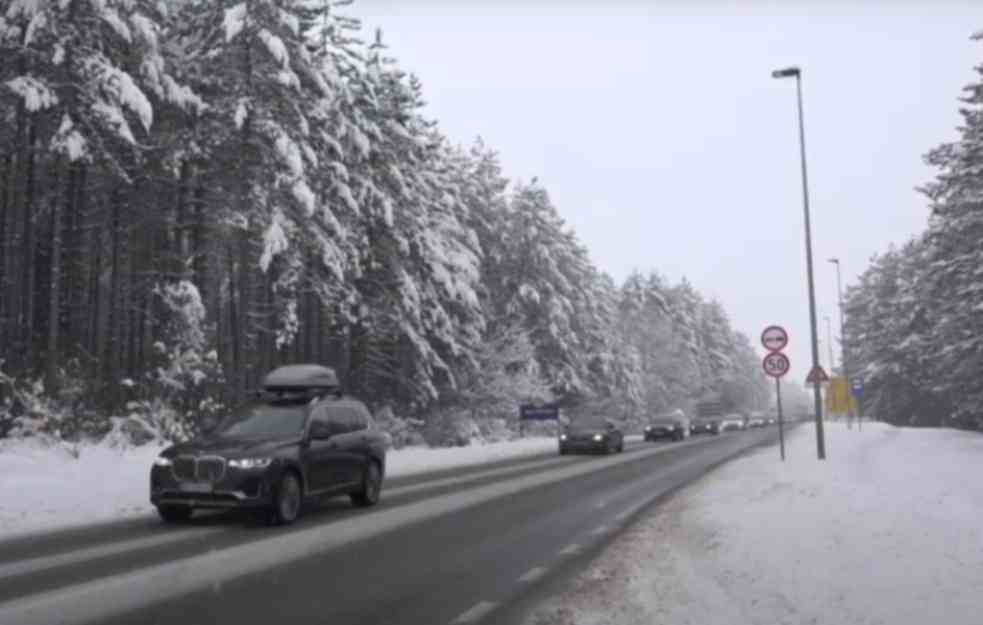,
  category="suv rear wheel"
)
[351,462,382,507]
